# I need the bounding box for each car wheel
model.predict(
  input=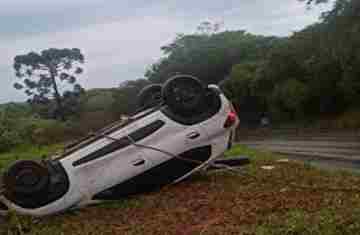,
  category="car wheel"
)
[162,75,206,117]
[4,160,50,196]
[137,84,163,109]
